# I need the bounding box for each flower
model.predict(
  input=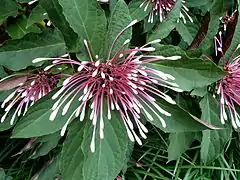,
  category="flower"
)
[28,0,38,5]
[0,70,61,125]
[33,20,182,152]
[214,31,223,56]
[216,44,240,128]
[97,0,109,2]
[140,0,193,23]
